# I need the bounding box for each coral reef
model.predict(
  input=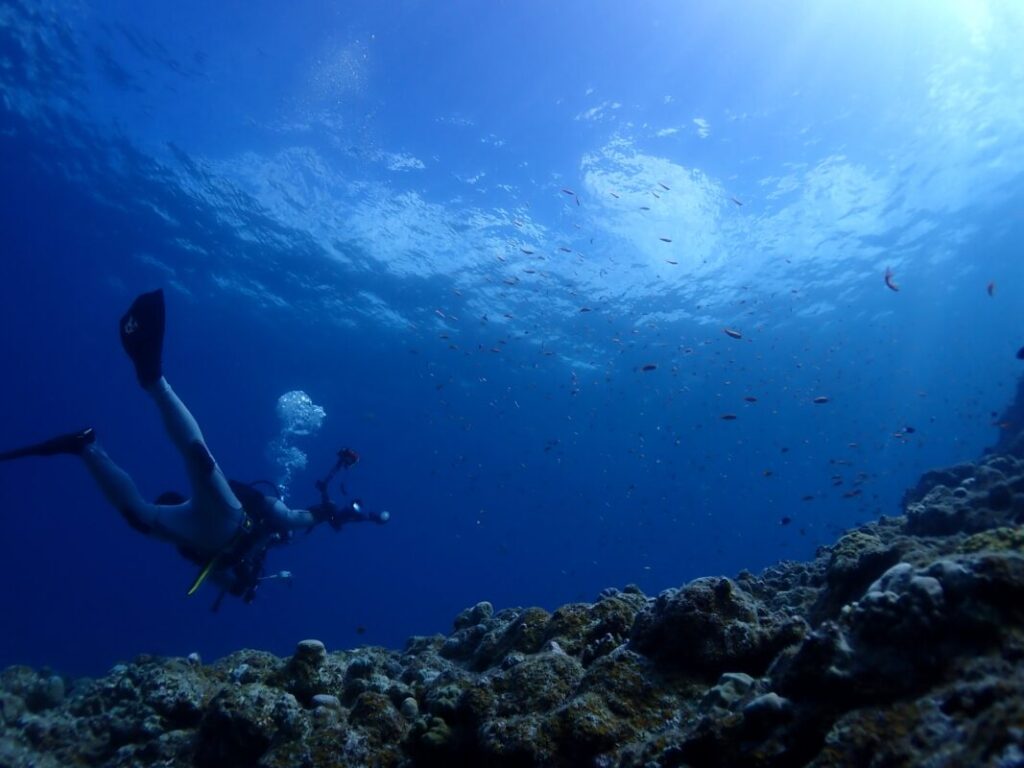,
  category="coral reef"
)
[4,453,1024,766]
